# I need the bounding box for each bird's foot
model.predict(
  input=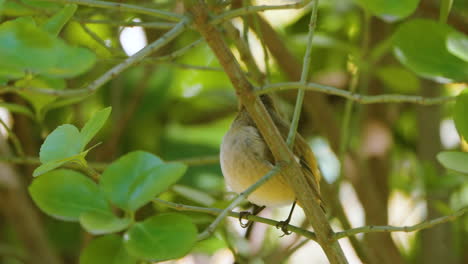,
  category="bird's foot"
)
[238,205,266,228]
[275,220,292,236]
